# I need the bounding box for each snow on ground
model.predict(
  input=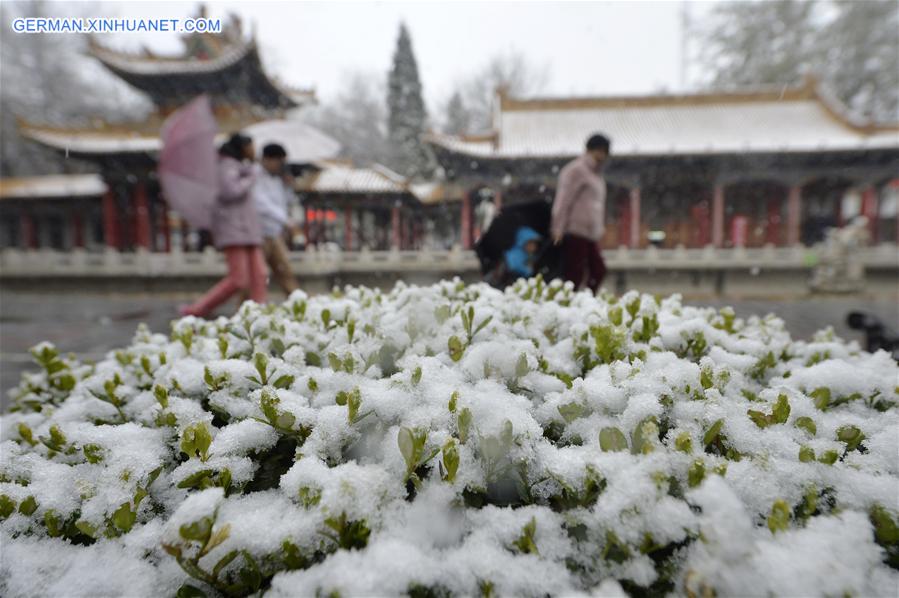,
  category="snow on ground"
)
[1,278,897,597]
